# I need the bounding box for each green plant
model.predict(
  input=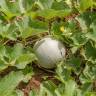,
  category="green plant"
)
[0,0,96,96]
